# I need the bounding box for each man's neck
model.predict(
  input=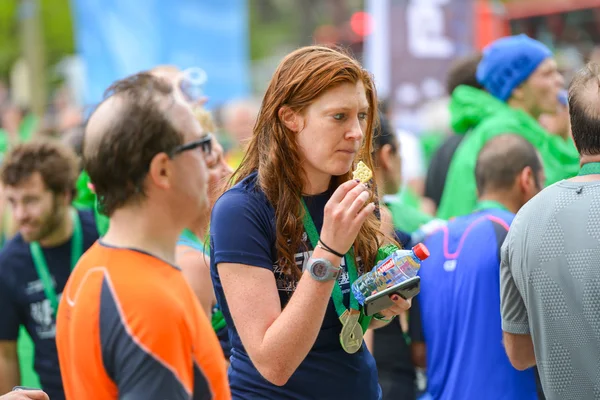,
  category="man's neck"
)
[38,209,73,247]
[188,215,209,239]
[570,155,600,182]
[102,206,183,265]
[507,98,540,120]
[478,193,520,214]
[580,155,600,167]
